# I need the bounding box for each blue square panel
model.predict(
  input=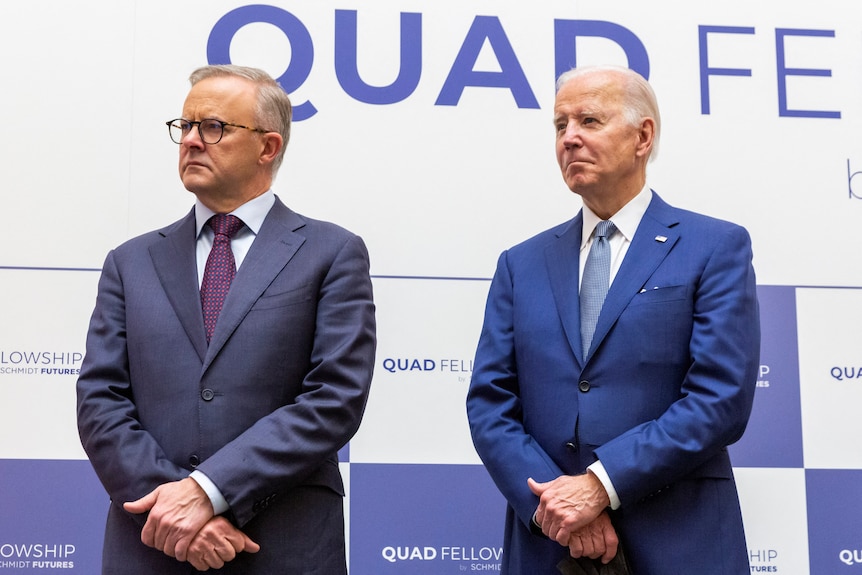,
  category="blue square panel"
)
[0,459,107,573]
[730,285,803,468]
[349,463,506,575]
[806,469,862,574]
